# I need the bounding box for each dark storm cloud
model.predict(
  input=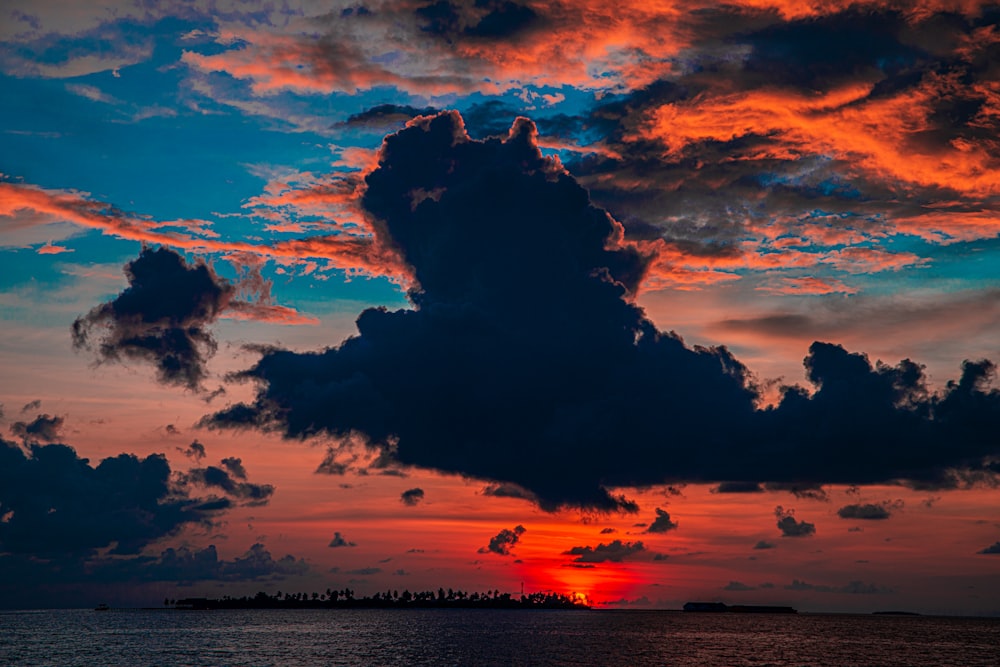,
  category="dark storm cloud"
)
[765,483,829,502]
[208,111,1000,511]
[464,1,538,38]
[182,463,274,506]
[0,437,232,557]
[738,9,925,90]
[416,1,539,40]
[72,247,233,390]
[97,542,309,583]
[646,508,678,533]
[478,524,525,556]
[481,482,537,502]
[220,456,248,479]
[713,480,828,499]
[564,539,646,563]
[316,447,349,475]
[775,506,816,538]
[978,541,1000,554]
[207,112,758,511]
[714,481,764,494]
[336,103,437,130]
[179,440,207,462]
[329,532,357,548]
[837,501,904,520]
[159,543,308,581]
[785,579,894,595]
[358,467,409,478]
[460,100,522,138]
[763,348,1000,491]
[72,246,301,391]
[400,487,425,506]
[20,399,42,413]
[10,414,64,442]
[460,100,586,140]
[0,542,309,601]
